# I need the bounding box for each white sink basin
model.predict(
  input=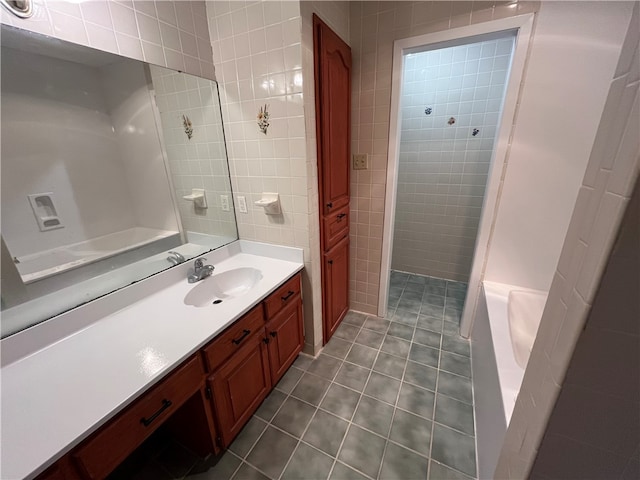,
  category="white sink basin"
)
[184,267,263,307]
